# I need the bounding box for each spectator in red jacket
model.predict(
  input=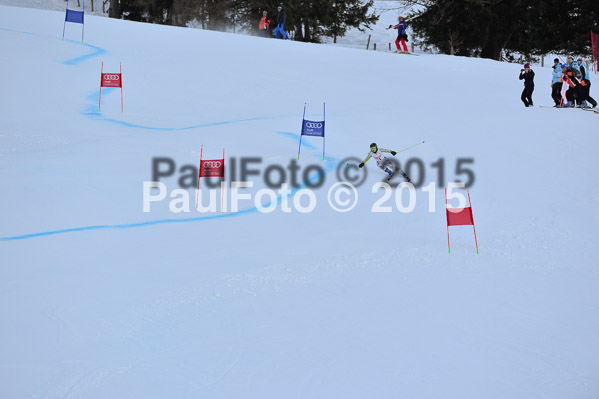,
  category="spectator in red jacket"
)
[259,11,270,37]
